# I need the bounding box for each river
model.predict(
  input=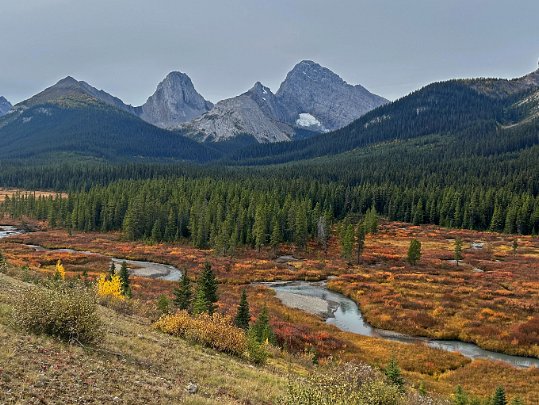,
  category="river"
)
[265,281,539,368]
[0,225,182,281]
